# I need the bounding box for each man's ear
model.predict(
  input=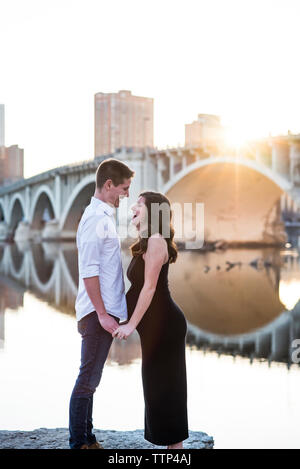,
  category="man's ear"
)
[104,179,113,190]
